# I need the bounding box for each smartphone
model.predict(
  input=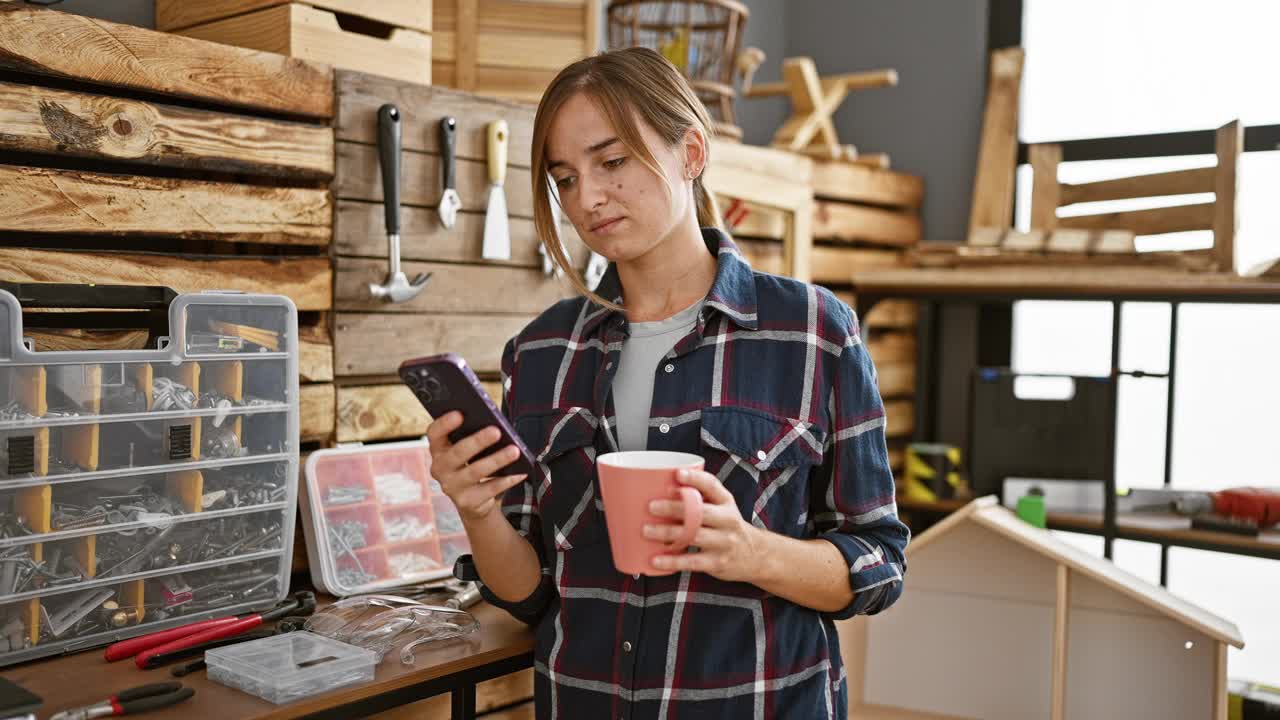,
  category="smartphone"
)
[398,353,535,477]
